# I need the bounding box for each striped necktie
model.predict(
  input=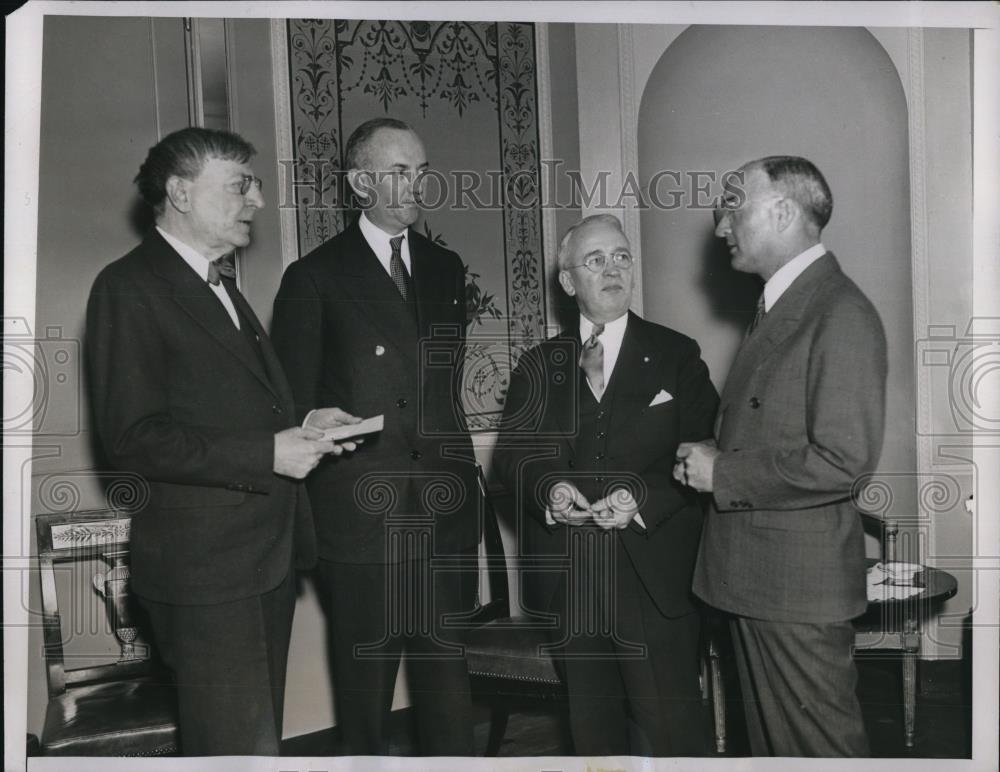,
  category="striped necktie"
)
[747,294,766,337]
[580,323,606,399]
